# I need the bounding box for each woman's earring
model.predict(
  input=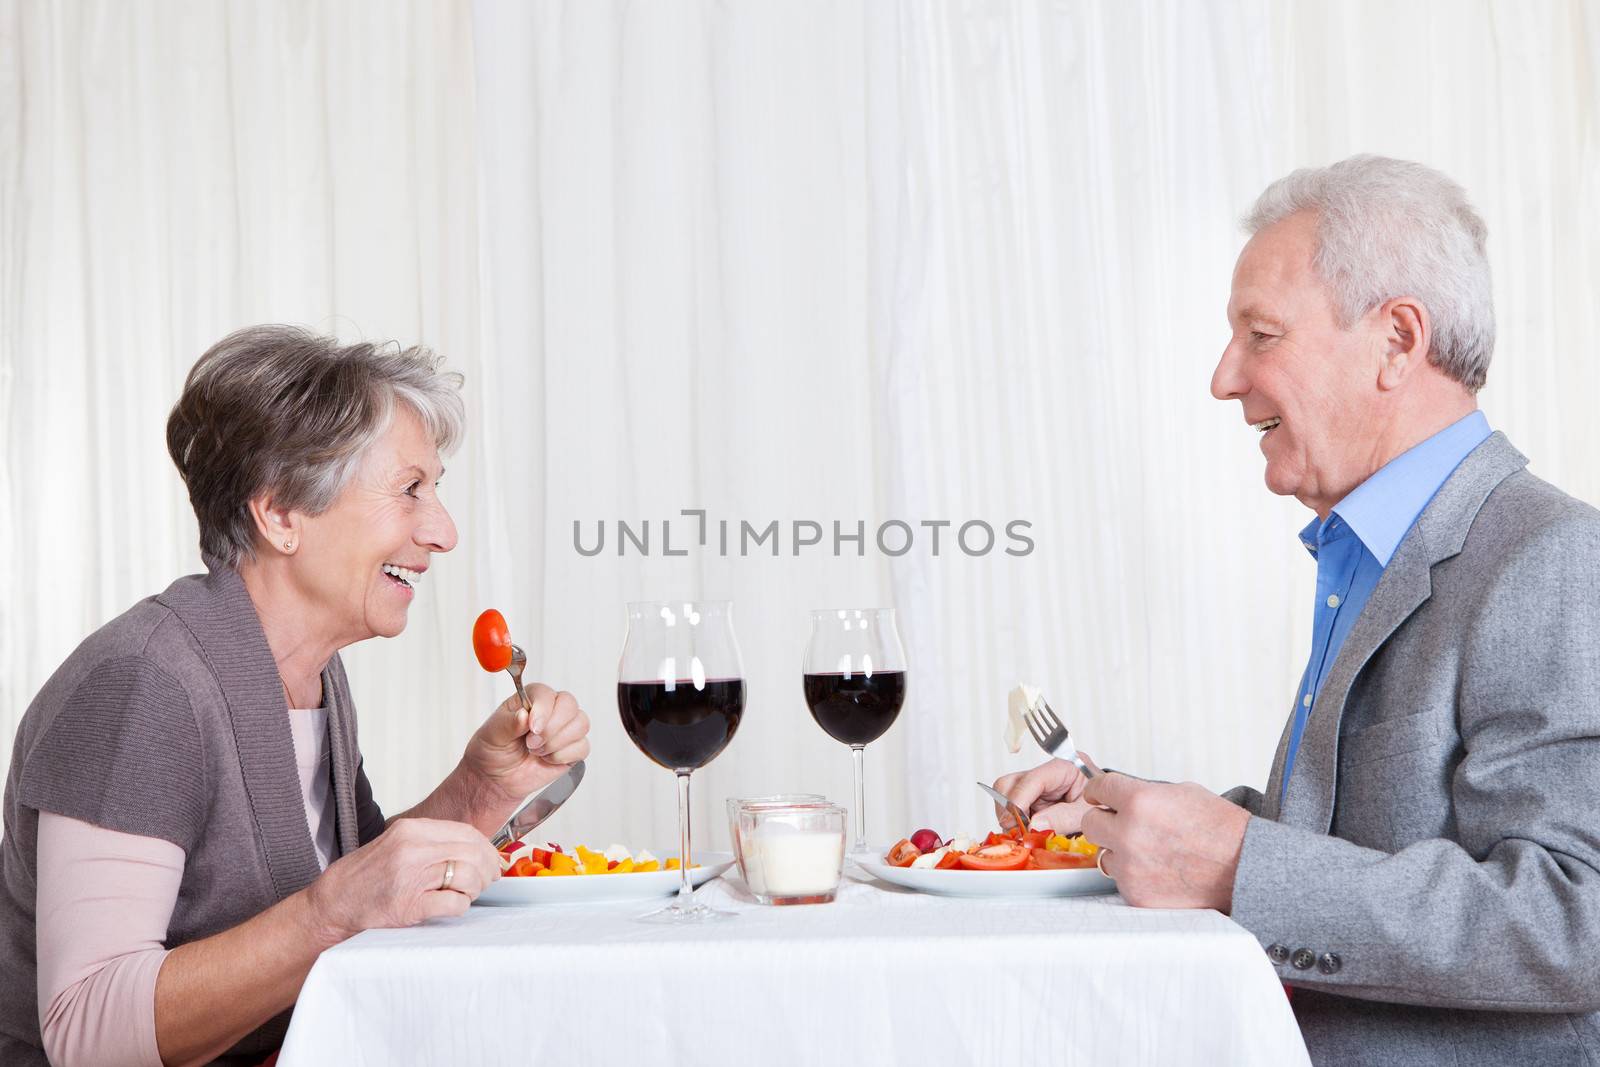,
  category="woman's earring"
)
[284,538,295,552]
